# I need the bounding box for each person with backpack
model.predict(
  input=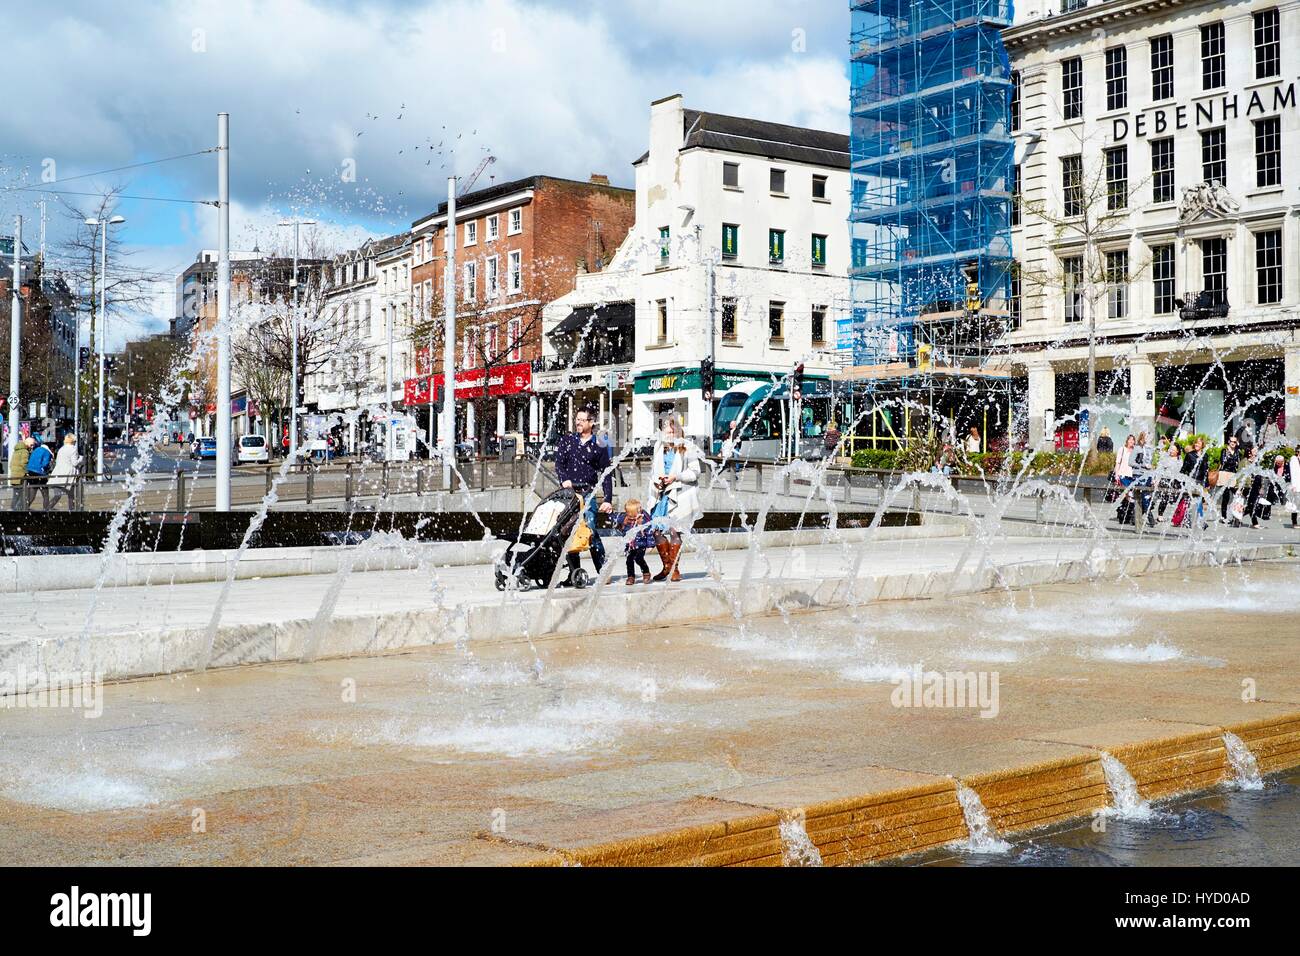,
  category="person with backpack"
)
[8,436,32,510]
[24,436,54,510]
